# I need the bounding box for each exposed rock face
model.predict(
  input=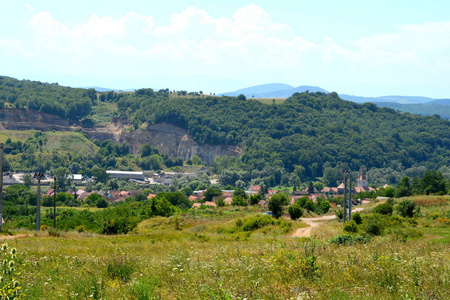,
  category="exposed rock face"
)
[119,123,243,164]
[0,109,242,164]
[0,108,72,130]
